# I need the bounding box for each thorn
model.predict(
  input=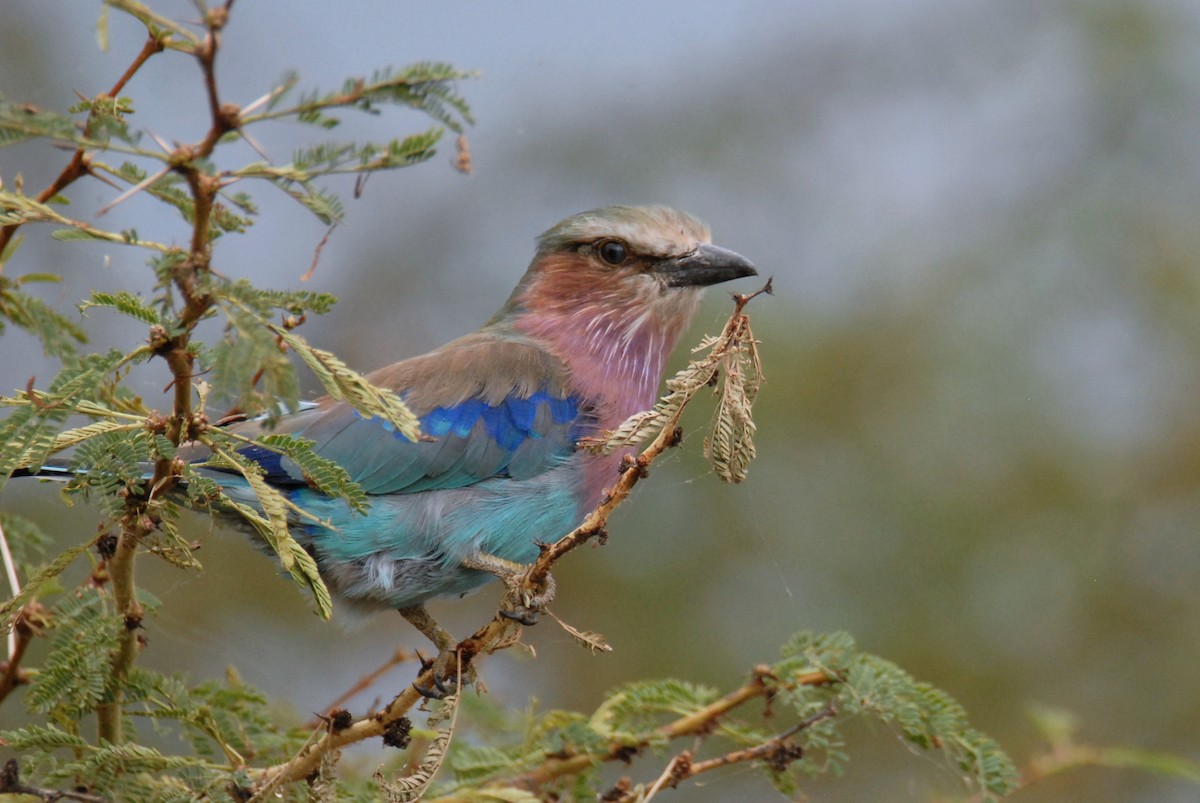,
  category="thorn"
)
[241,92,273,116]
[97,166,171,216]
[328,708,353,732]
[354,172,370,199]
[240,128,270,161]
[668,426,684,447]
[148,130,173,155]
[301,224,337,282]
